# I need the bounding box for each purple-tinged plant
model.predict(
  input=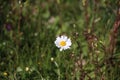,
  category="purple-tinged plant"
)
[5,23,12,31]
